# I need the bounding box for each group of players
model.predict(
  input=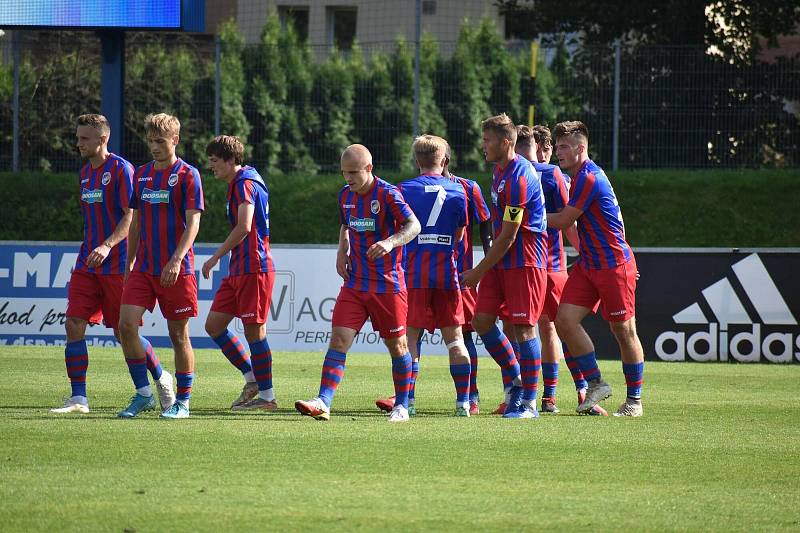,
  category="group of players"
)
[52,109,645,422]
